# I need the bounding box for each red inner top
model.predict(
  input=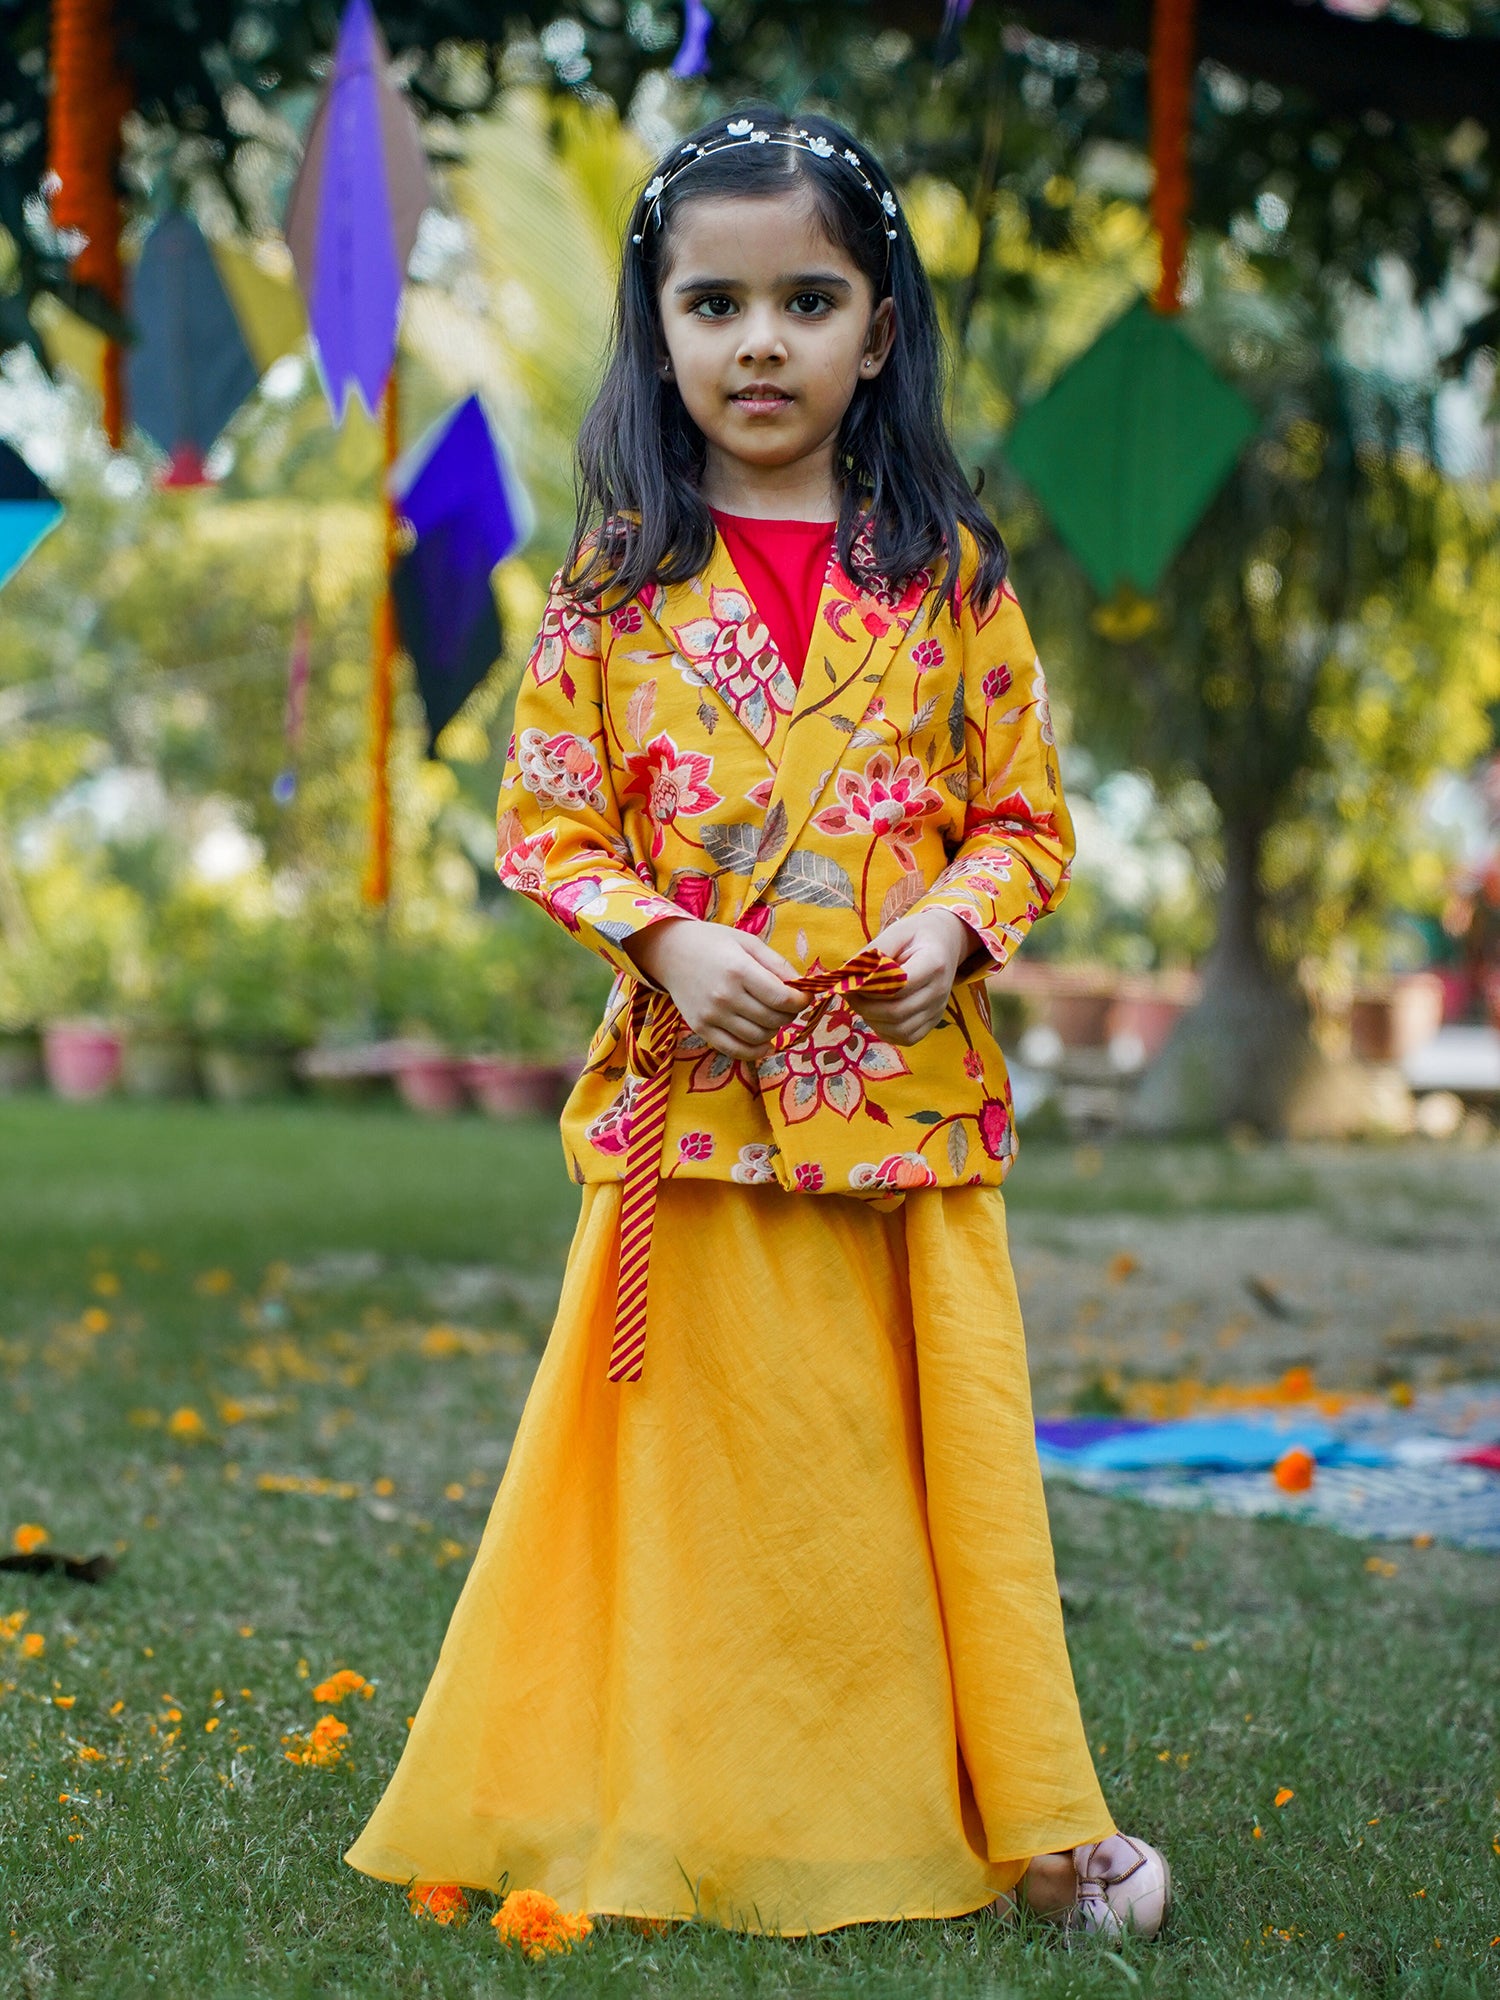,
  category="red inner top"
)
[709,510,836,689]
